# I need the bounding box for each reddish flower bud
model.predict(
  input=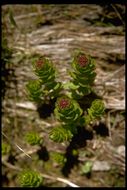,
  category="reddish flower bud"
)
[77,54,88,67]
[58,98,70,109]
[36,58,45,69]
